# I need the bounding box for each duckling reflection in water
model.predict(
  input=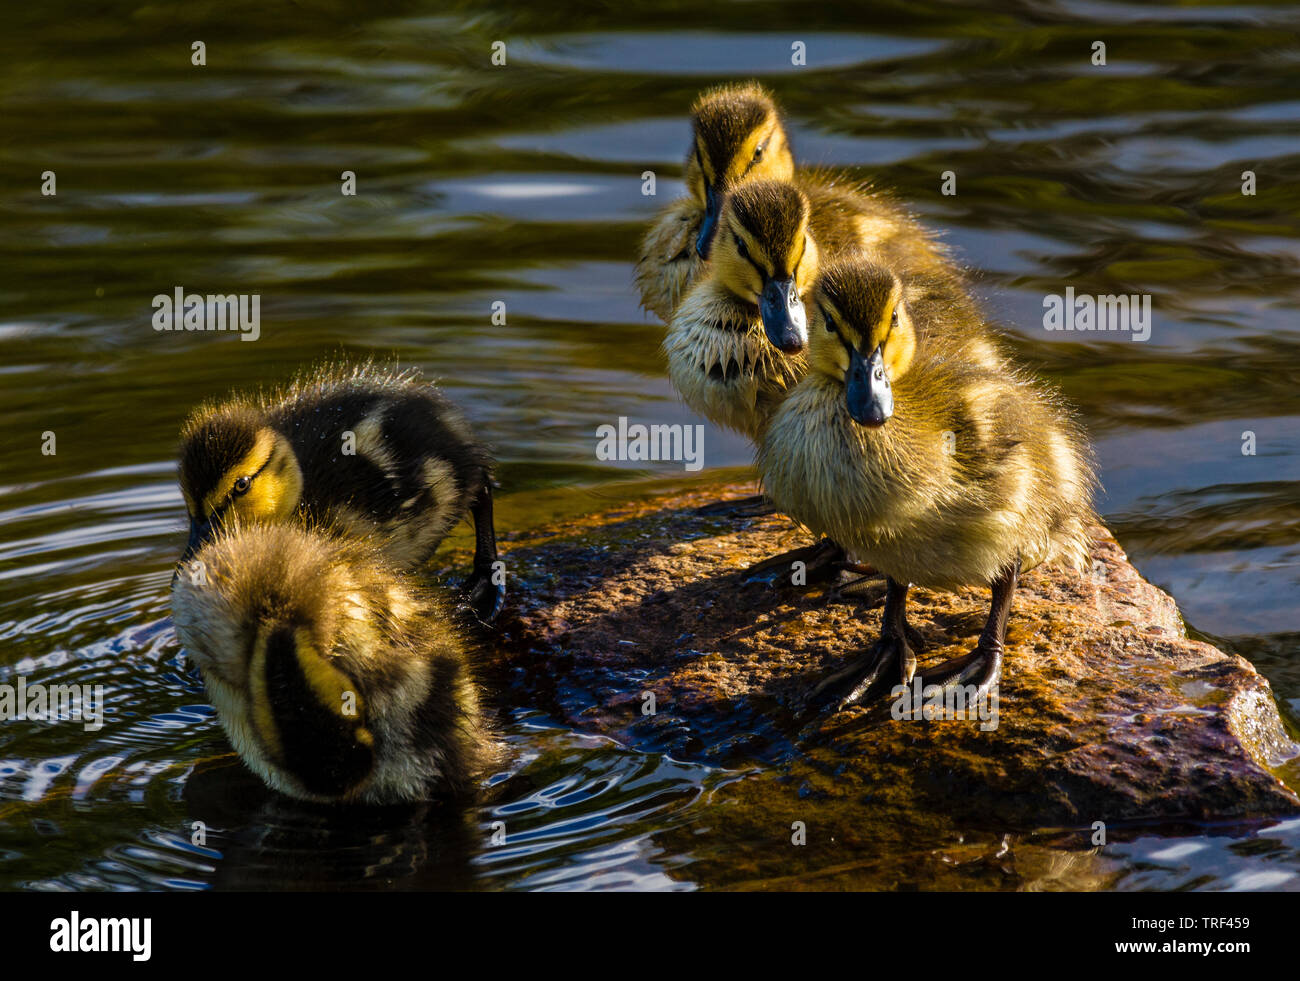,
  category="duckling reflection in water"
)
[172,522,496,804]
[760,256,1097,711]
[177,361,505,622]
